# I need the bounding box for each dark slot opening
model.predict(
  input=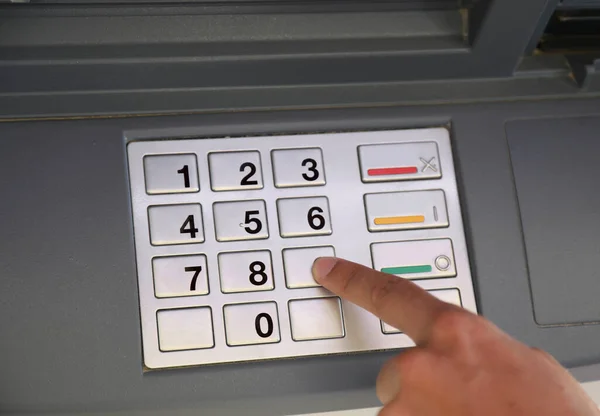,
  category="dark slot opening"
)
[537,8,600,53]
